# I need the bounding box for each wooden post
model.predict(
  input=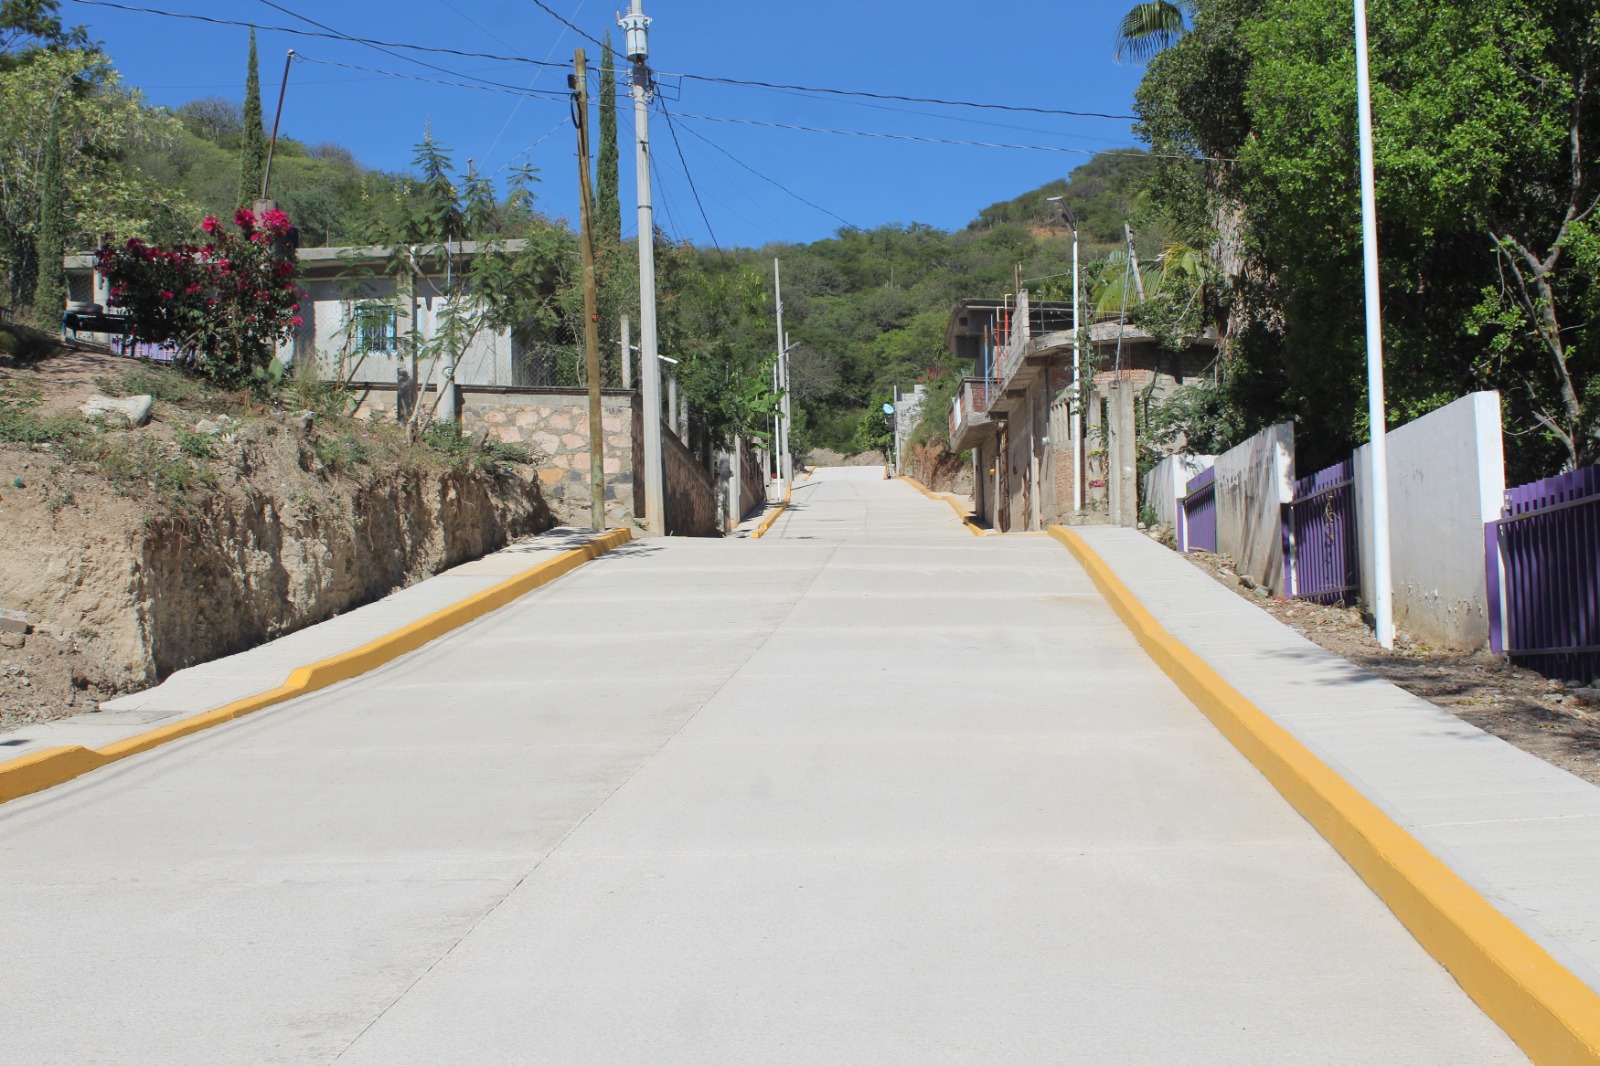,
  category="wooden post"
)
[574,50,606,532]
